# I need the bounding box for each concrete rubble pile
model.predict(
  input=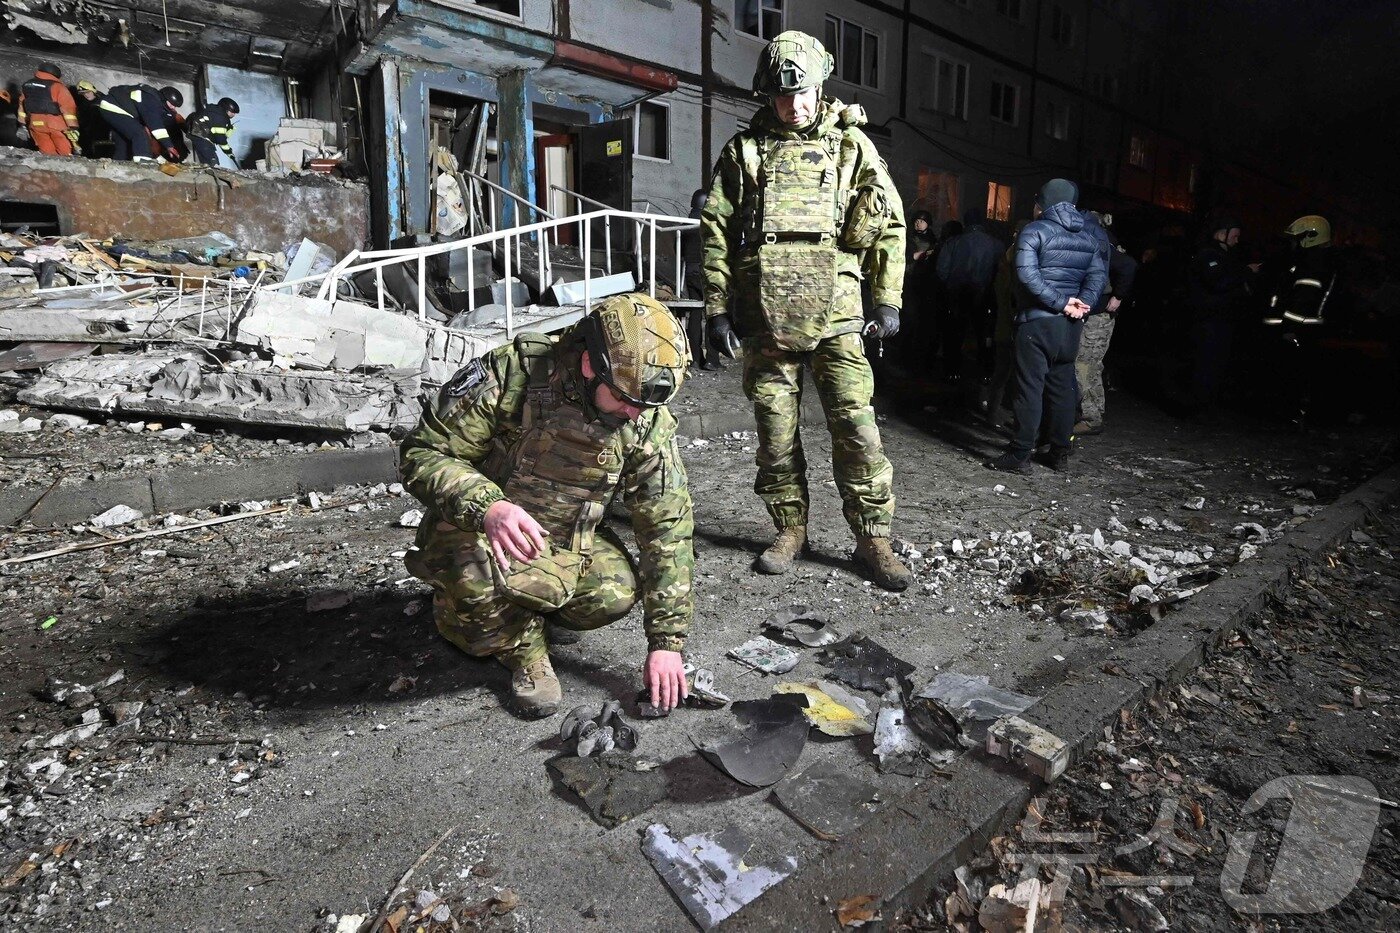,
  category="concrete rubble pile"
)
[0,212,664,436]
